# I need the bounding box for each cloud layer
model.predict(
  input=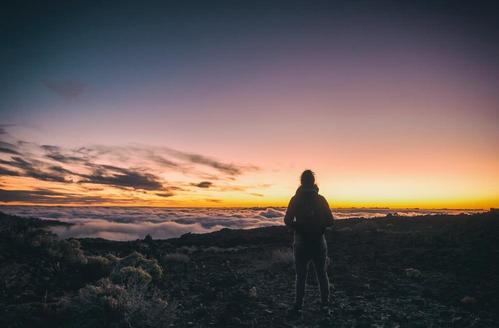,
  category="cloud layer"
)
[0,206,483,241]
